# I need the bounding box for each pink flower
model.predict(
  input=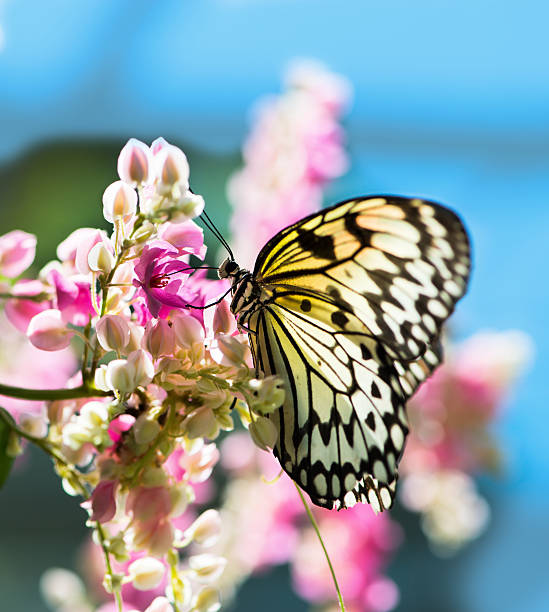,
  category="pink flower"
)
[48,269,95,326]
[292,505,401,611]
[89,480,118,523]
[0,230,37,278]
[133,241,192,318]
[4,279,50,332]
[158,220,207,260]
